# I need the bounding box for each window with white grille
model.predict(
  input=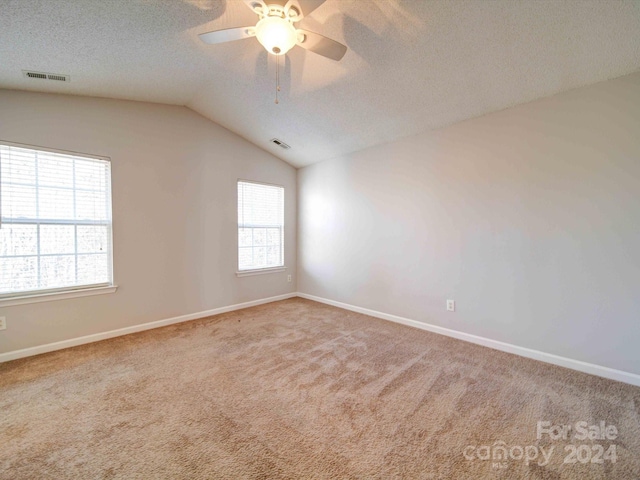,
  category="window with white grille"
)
[237,180,284,272]
[0,142,113,298]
